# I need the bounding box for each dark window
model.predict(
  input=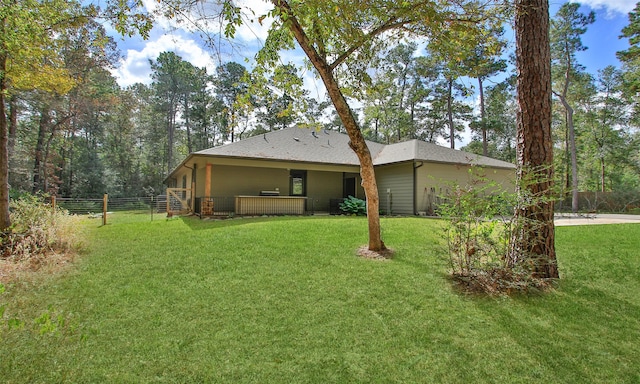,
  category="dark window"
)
[290,170,307,196]
[344,177,356,198]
